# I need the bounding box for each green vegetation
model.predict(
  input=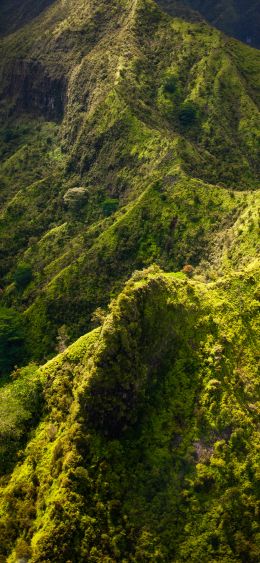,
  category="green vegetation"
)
[102,198,119,217]
[0,363,41,474]
[0,267,259,561]
[0,2,258,363]
[0,307,25,375]
[156,0,260,48]
[178,101,199,127]
[0,0,259,560]
[13,263,33,290]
